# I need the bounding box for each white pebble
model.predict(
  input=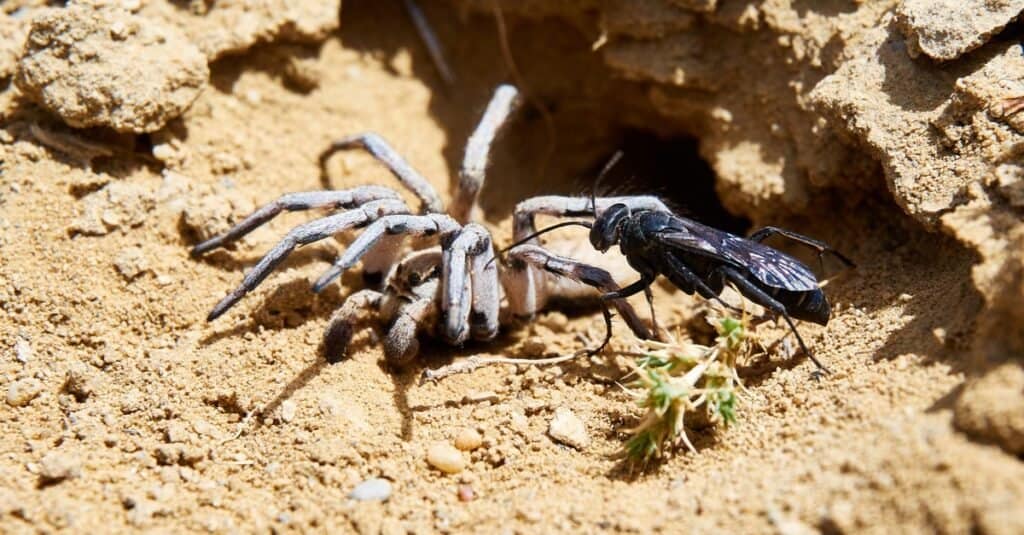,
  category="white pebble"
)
[349,478,392,501]
[426,443,466,474]
[7,378,43,407]
[39,452,79,483]
[454,429,483,451]
[280,400,296,423]
[548,407,590,450]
